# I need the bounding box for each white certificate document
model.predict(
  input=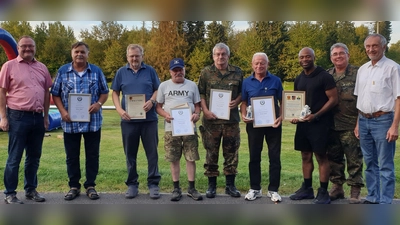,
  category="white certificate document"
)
[209,89,231,120]
[125,94,146,119]
[251,96,276,127]
[170,107,194,136]
[68,93,91,122]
